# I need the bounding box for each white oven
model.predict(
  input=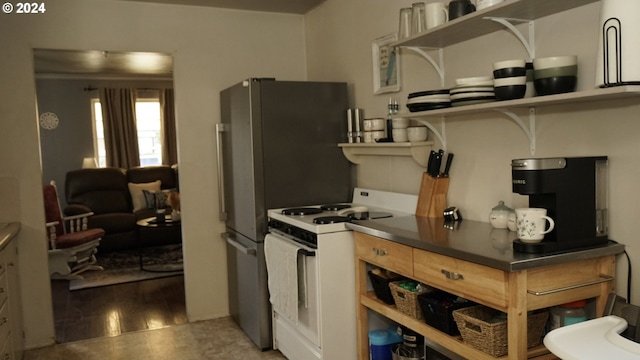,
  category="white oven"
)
[265,232,321,359]
[265,188,419,360]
